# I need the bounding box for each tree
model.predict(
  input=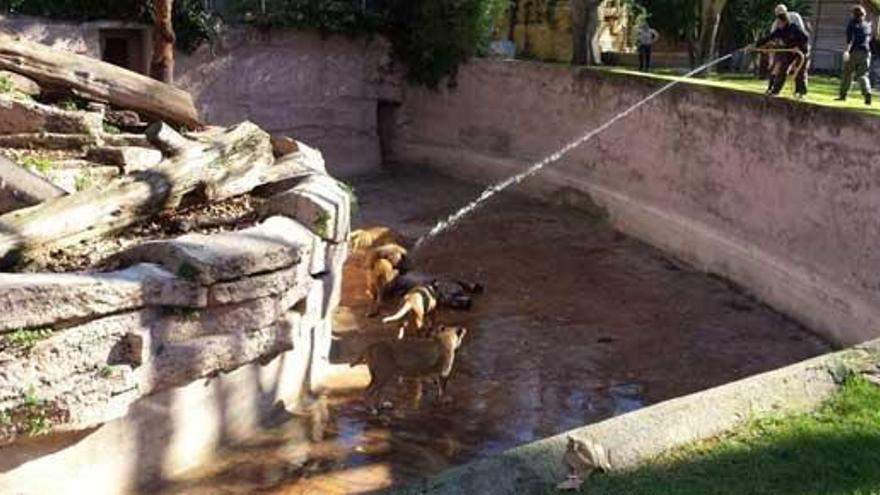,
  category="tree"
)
[695,0,726,64]
[571,0,602,65]
[731,0,812,45]
[151,0,176,83]
[638,0,700,65]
